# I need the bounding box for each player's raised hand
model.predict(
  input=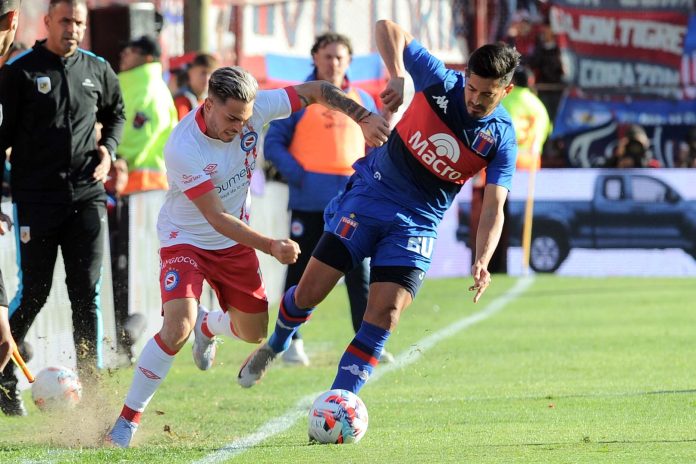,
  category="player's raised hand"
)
[380,77,405,113]
[469,263,492,303]
[270,238,301,264]
[358,113,390,147]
